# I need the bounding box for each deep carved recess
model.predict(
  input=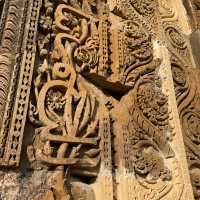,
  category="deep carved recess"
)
[0,0,4,21]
